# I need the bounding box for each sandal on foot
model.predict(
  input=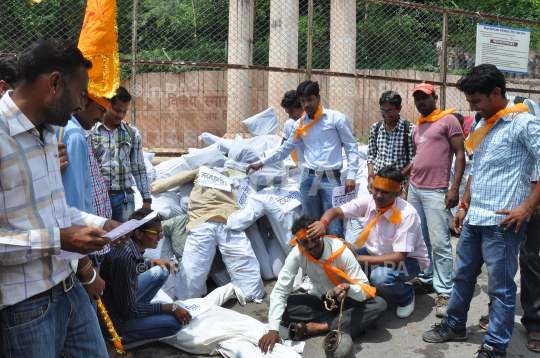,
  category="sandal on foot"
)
[479,314,489,330]
[527,334,540,352]
[287,322,308,341]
